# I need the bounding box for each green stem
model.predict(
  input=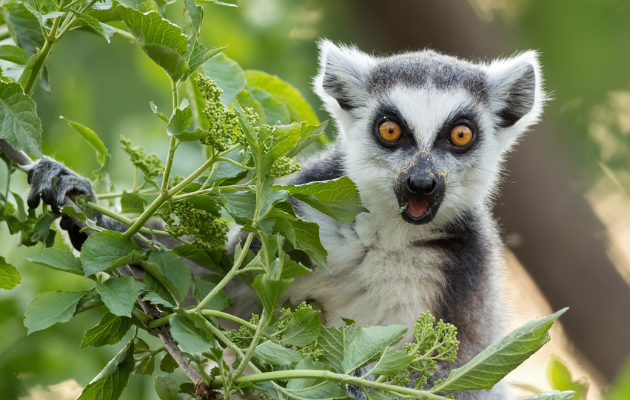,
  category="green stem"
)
[23,23,57,96]
[193,232,254,312]
[122,194,166,240]
[232,313,269,379]
[214,157,254,171]
[165,155,216,198]
[161,79,180,195]
[96,188,158,200]
[87,202,171,237]
[210,370,451,400]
